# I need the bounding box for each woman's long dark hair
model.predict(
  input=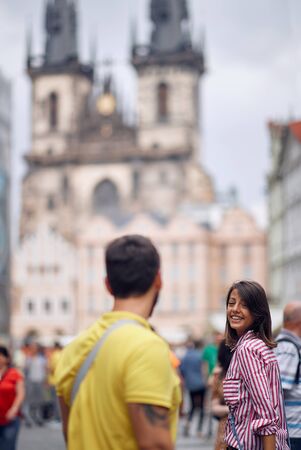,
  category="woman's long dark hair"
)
[225,280,276,349]
[0,346,11,367]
